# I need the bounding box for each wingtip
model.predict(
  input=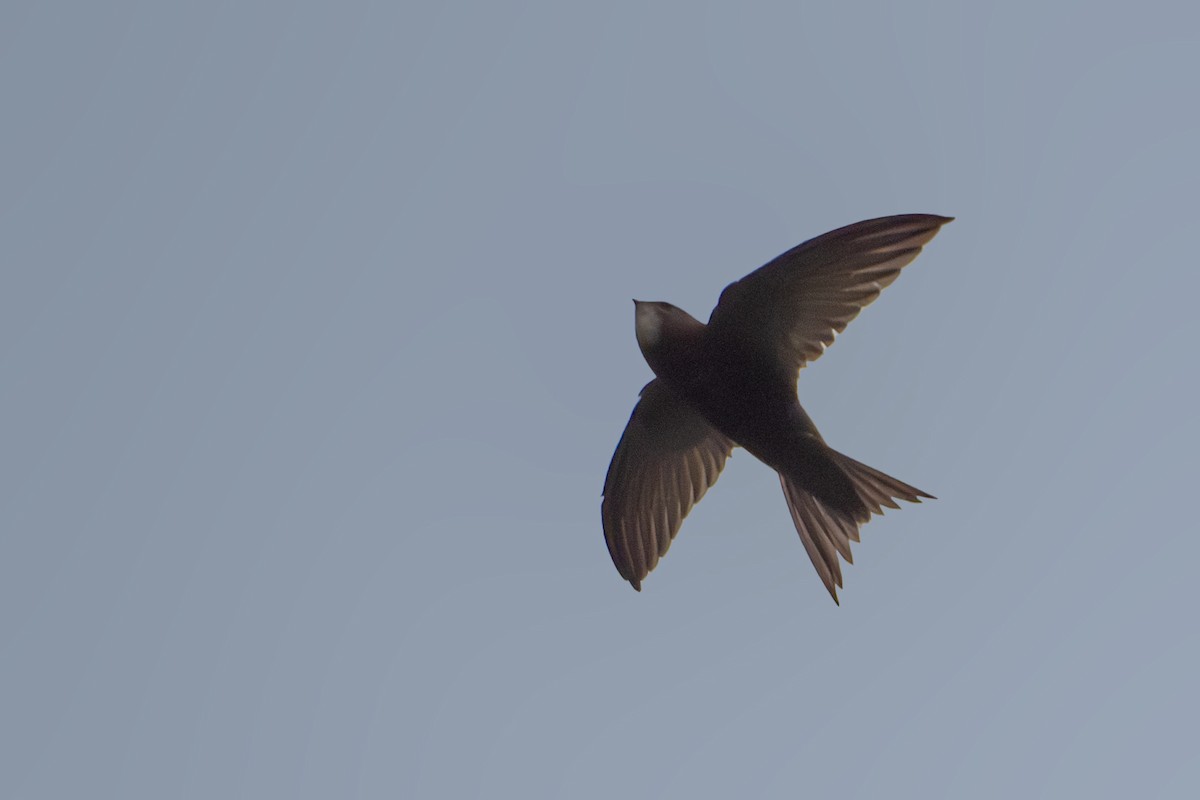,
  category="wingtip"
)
[921,214,954,226]
[630,579,642,592]
[913,214,954,229]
